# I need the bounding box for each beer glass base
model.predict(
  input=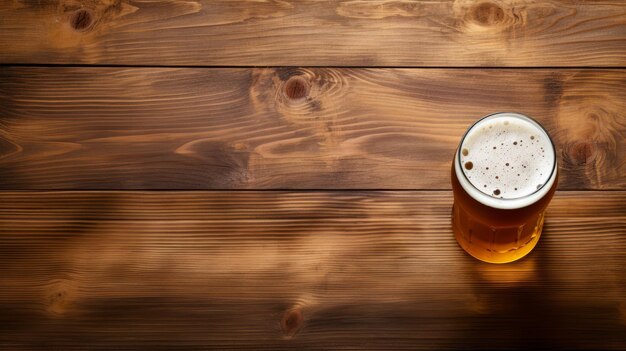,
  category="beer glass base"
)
[452,208,543,264]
